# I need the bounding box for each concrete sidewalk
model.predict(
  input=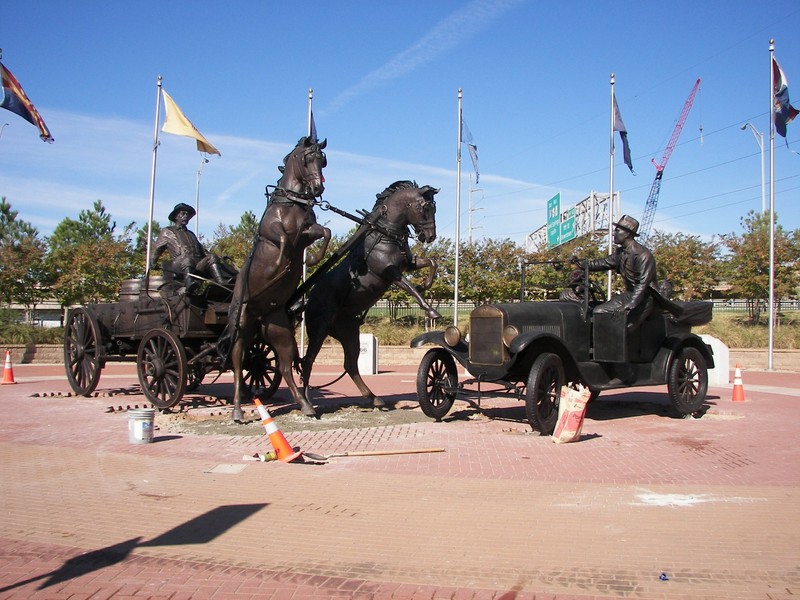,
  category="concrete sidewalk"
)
[0,363,798,599]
